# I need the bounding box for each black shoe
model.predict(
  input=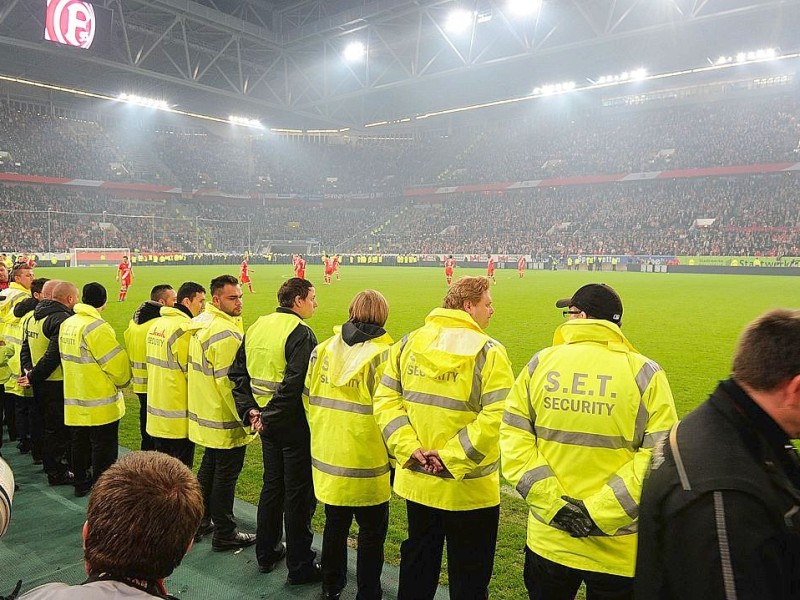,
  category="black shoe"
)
[258,543,286,573]
[212,531,257,552]
[32,457,43,465]
[48,471,76,486]
[17,441,30,454]
[194,520,214,542]
[323,591,342,600]
[74,484,92,498]
[287,562,323,585]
